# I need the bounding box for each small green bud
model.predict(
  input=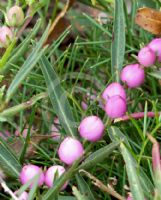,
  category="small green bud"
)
[6,6,24,27]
